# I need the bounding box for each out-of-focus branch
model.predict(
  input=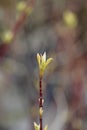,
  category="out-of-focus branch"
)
[0,0,35,57]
